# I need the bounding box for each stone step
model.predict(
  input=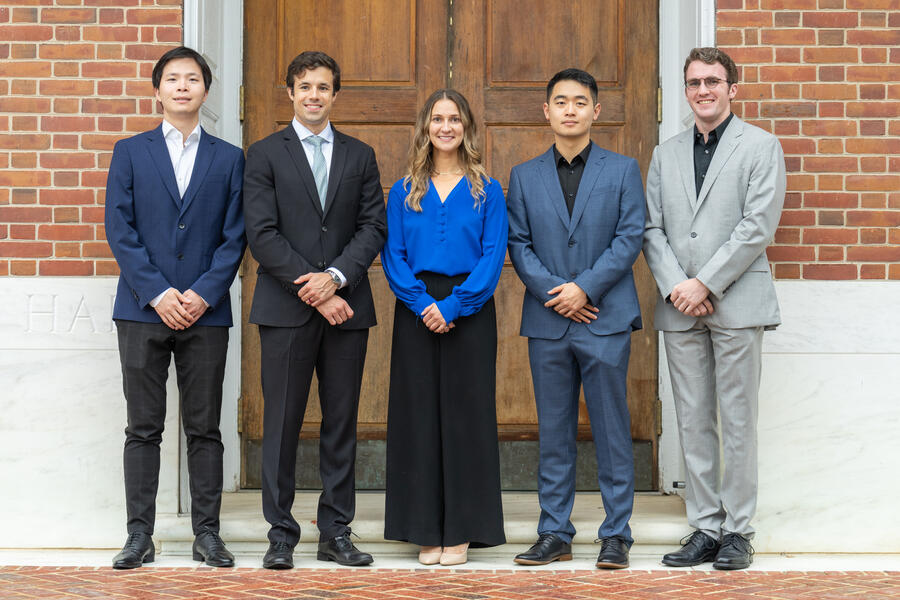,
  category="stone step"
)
[156,491,689,552]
